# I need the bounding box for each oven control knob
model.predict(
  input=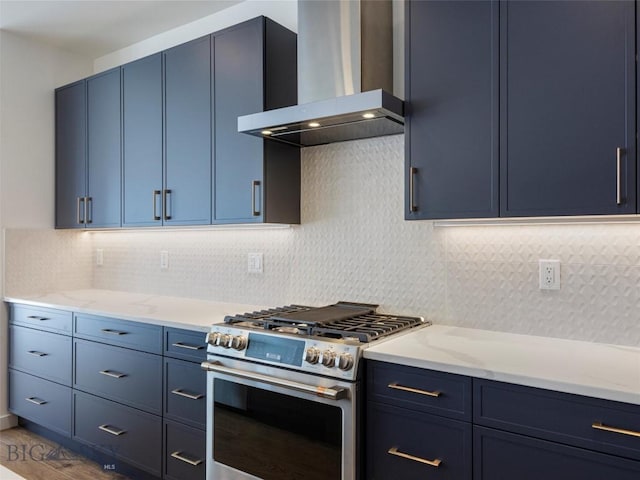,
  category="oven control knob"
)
[321,350,336,368]
[304,347,320,364]
[337,353,354,371]
[218,334,232,348]
[231,335,247,350]
[207,332,221,347]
